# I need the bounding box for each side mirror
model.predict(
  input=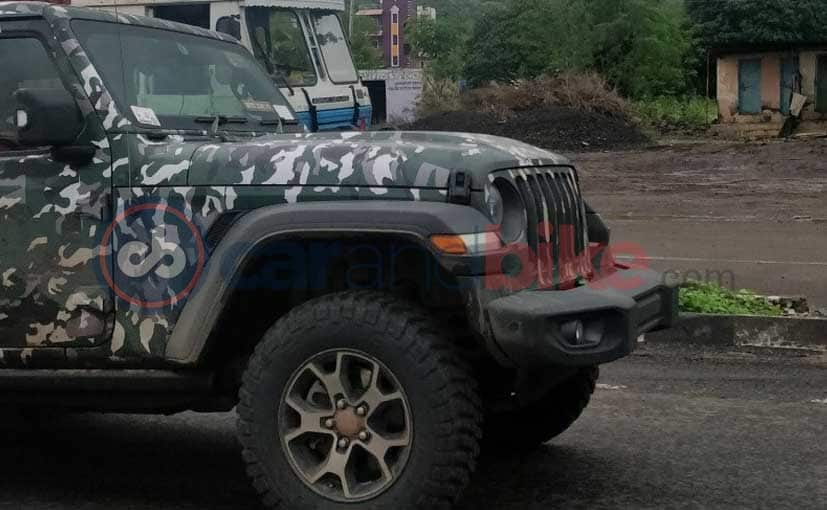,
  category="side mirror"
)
[14,88,83,147]
[216,15,241,41]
